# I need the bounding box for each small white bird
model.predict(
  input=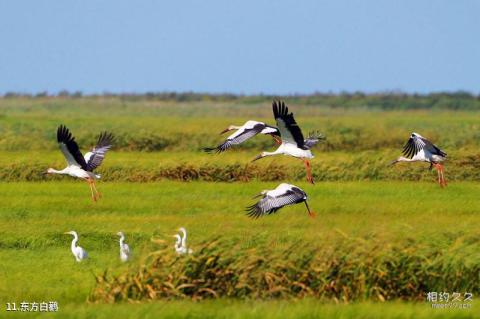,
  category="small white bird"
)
[390,132,447,187]
[246,183,316,219]
[64,231,88,262]
[252,101,318,184]
[177,227,193,254]
[204,120,281,153]
[117,232,131,262]
[44,125,114,202]
[172,234,185,254]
